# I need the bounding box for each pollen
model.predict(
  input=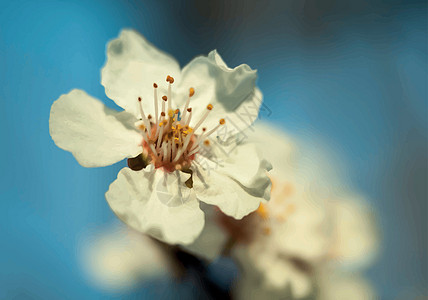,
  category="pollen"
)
[134,74,226,173]
[166,75,174,83]
[256,203,269,220]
